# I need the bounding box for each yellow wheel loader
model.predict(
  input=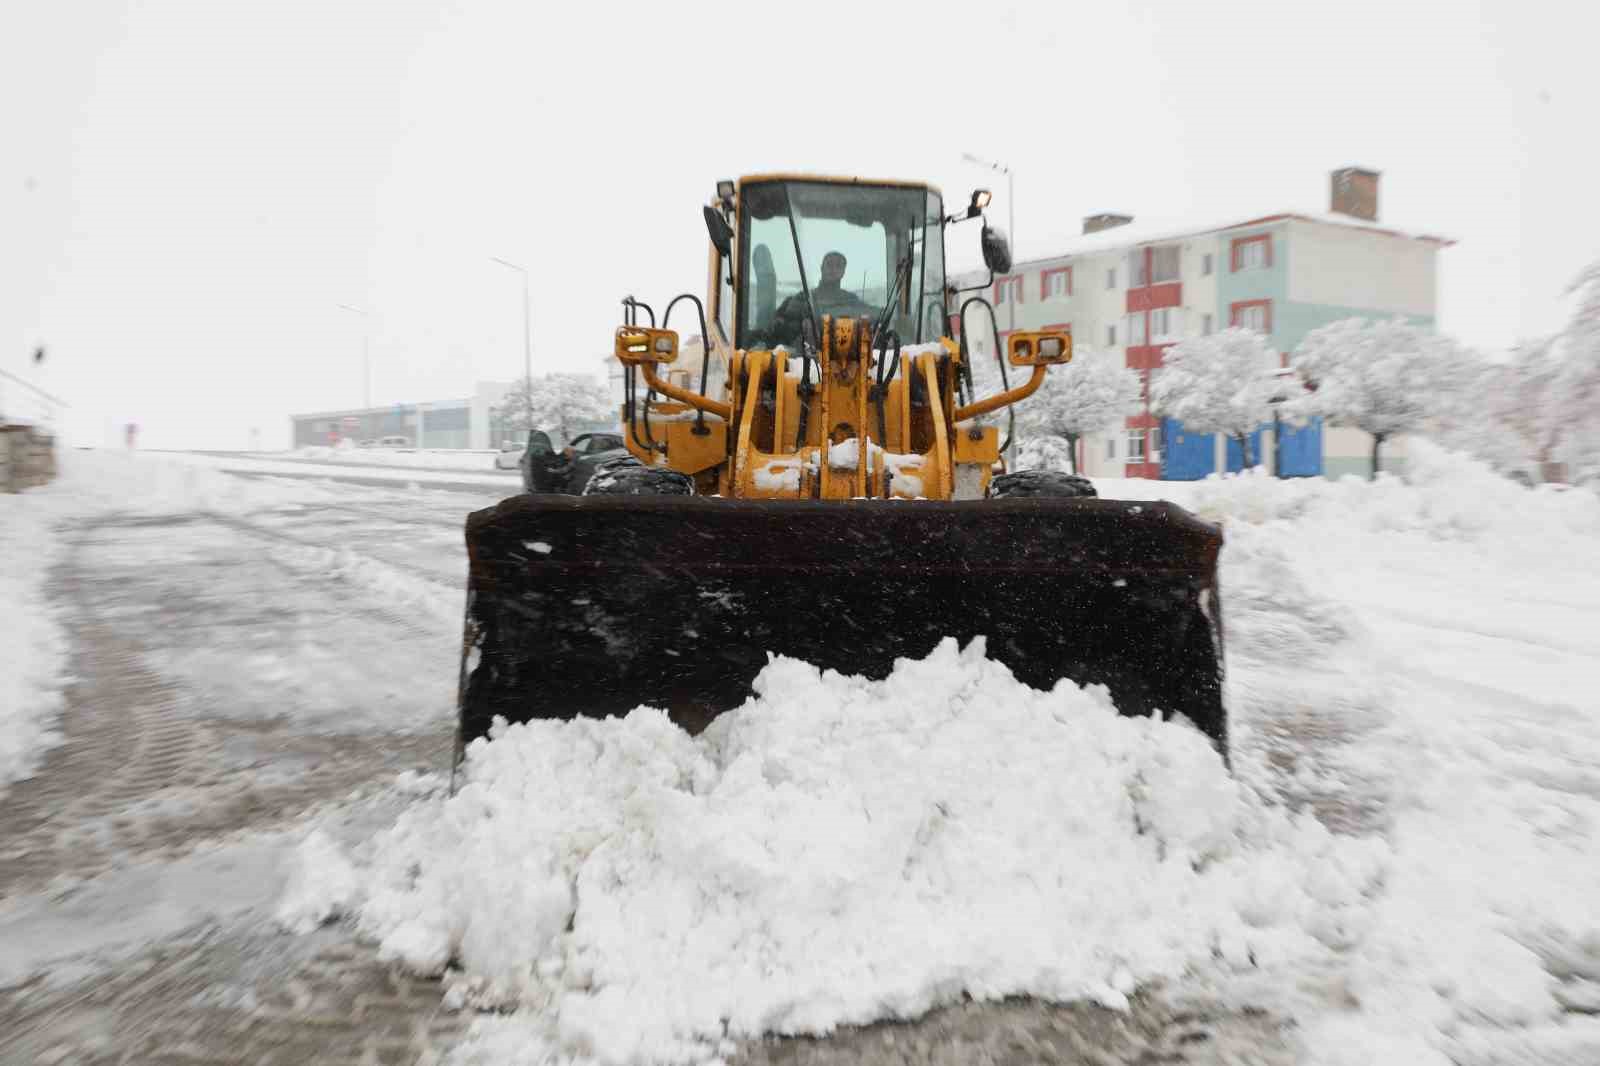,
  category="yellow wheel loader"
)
[457,174,1225,755]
